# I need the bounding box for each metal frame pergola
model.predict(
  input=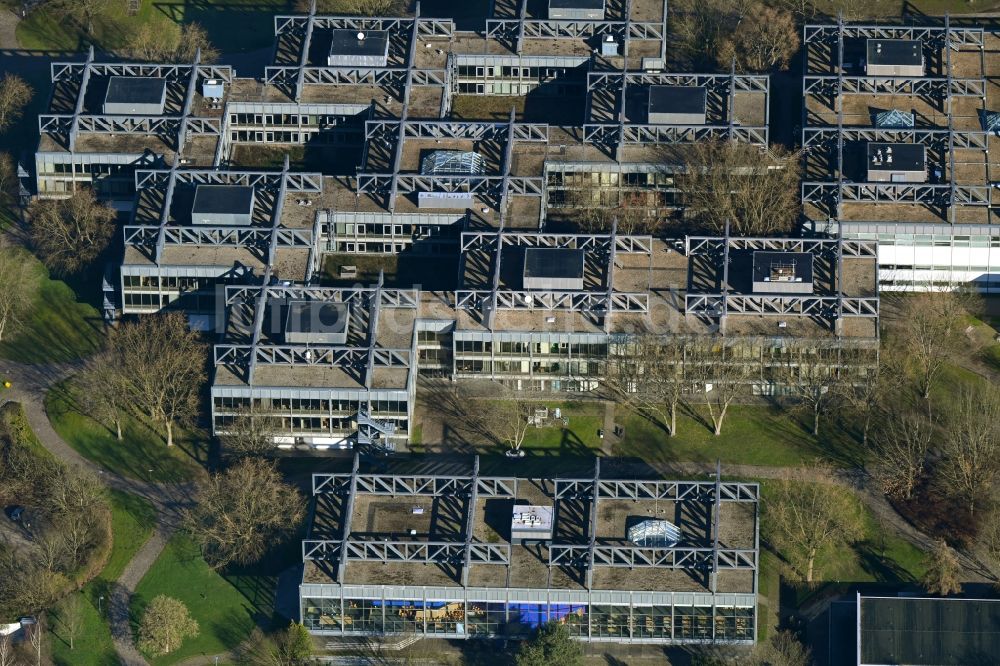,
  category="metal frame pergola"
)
[40,46,233,153]
[683,230,880,334]
[266,0,455,103]
[124,157,323,276]
[585,67,770,159]
[455,225,652,330]
[357,110,549,213]
[800,15,989,222]
[485,0,668,58]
